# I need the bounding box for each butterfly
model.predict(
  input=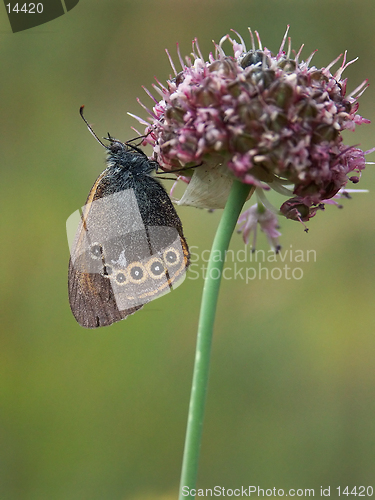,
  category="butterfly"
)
[67,107,189,328]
